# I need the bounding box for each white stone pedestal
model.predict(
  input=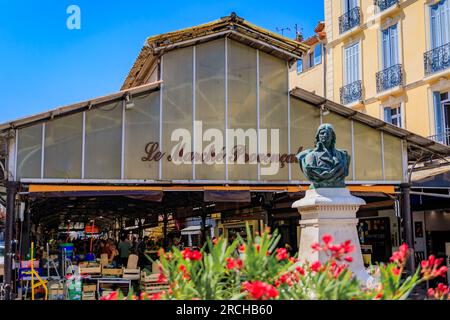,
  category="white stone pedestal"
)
[292,188,369,281]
